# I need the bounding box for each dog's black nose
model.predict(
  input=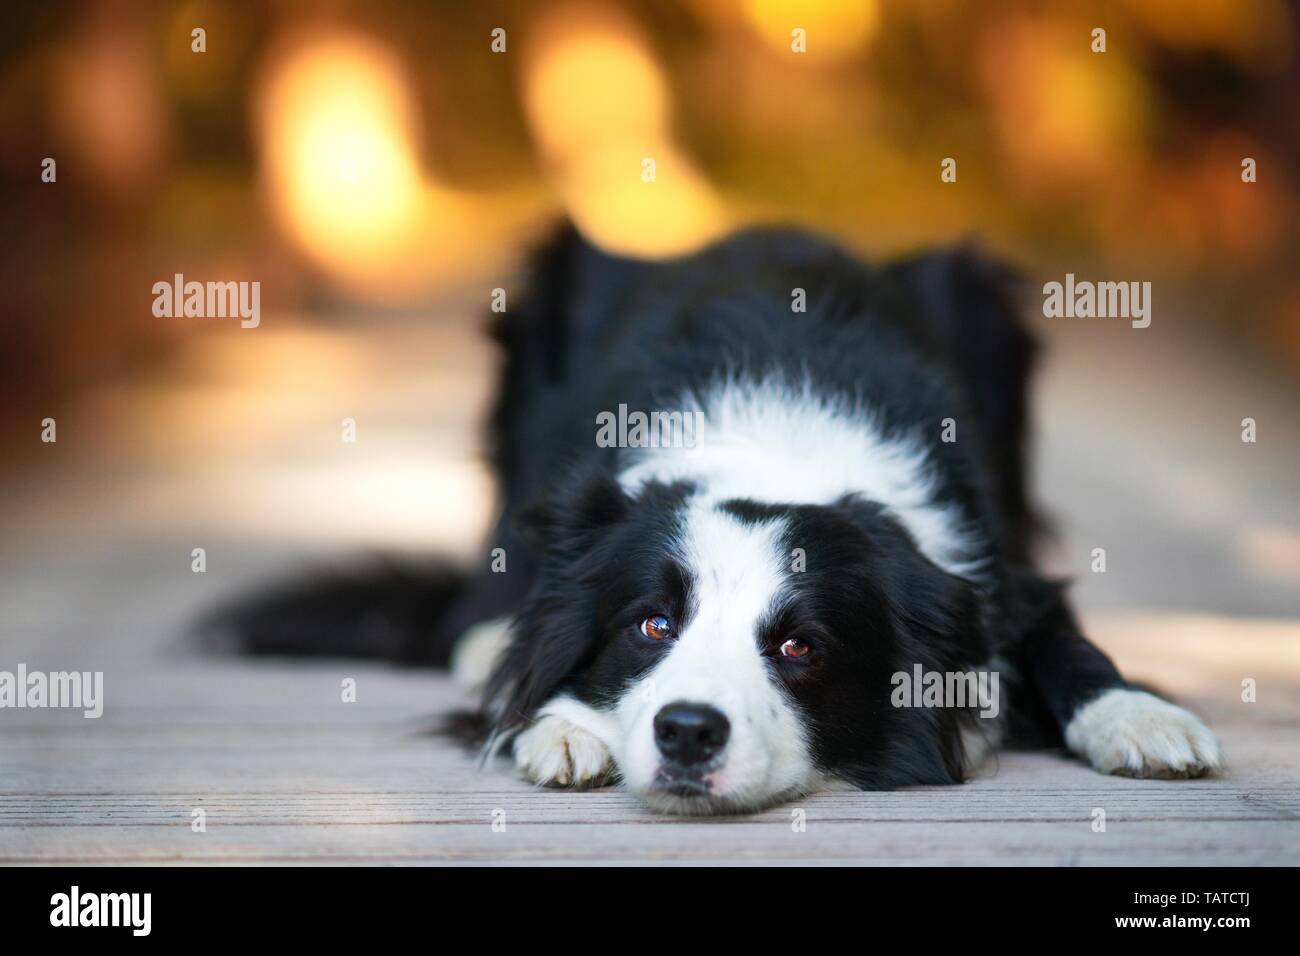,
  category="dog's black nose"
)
[654,702,730,766]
